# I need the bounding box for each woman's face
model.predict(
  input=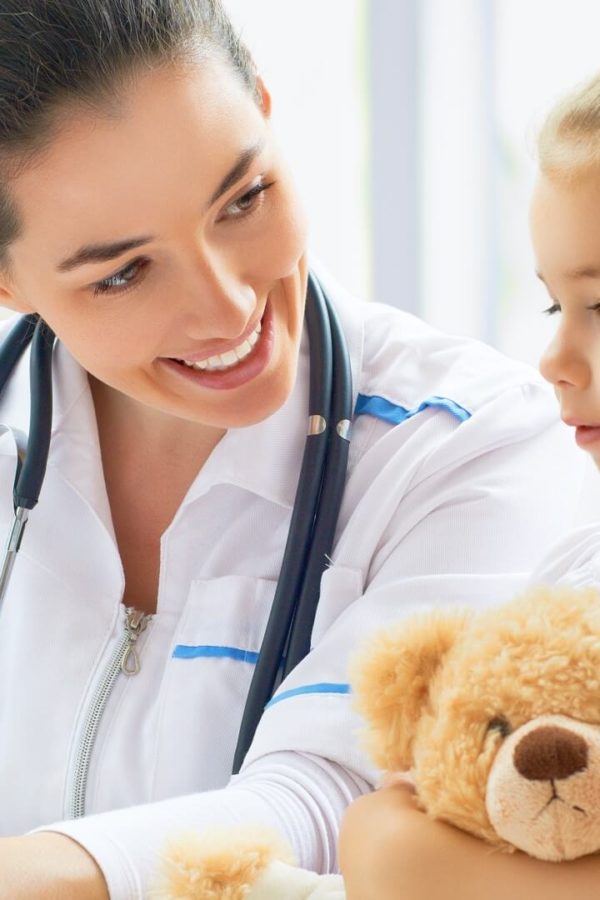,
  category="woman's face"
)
[530,173,600,467]
[0,56,308,430]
